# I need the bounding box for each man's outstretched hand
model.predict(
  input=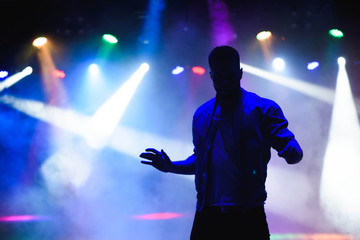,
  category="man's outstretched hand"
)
[140,148,173,173]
